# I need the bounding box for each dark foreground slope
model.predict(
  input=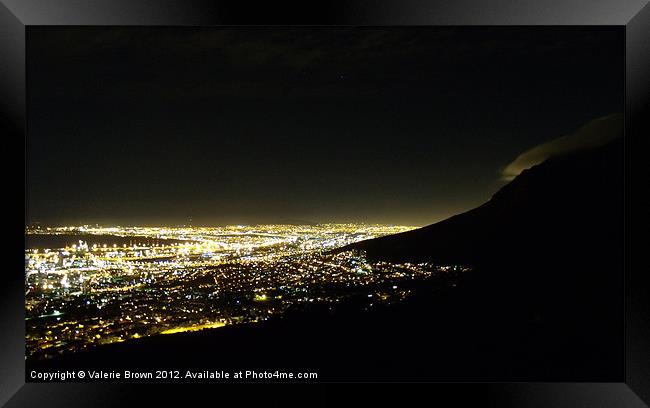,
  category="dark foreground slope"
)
[28,139,624,382]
